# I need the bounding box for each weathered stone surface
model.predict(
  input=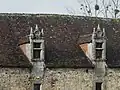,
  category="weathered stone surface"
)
[105,68,120,90]
[0,68,32,90]
[43,68,93,90]
[42,68,120,90]
[0,68,120,90]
